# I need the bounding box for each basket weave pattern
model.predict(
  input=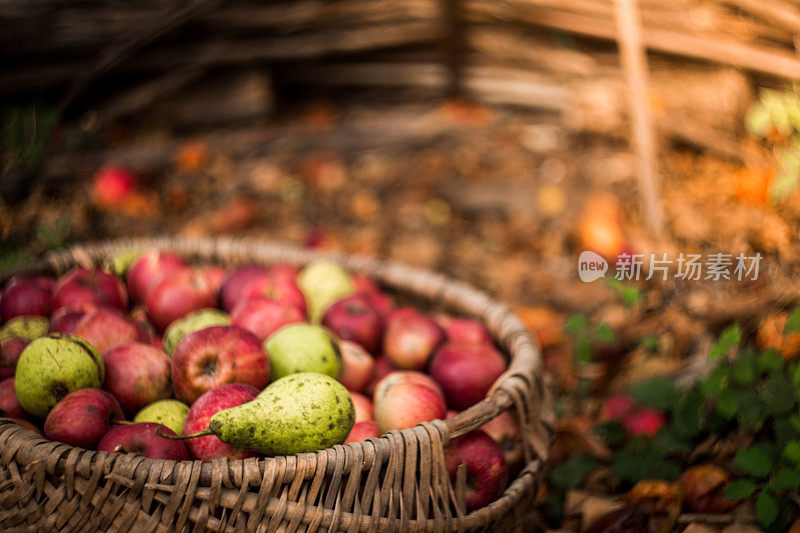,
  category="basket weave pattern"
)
[0,237,554,532]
